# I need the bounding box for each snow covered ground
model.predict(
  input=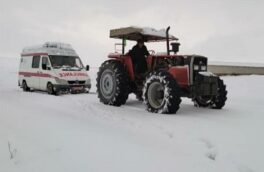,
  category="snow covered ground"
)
[0,57,263,172]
